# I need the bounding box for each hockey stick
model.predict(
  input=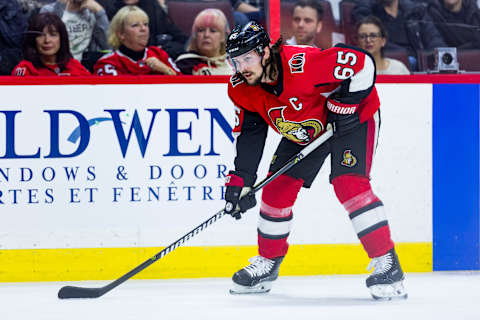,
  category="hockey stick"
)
[57,125,333,299]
